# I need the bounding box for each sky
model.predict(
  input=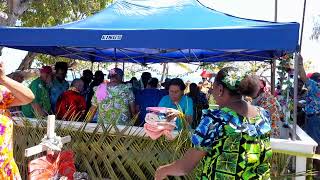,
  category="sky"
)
[201,0,320,70]
[0,0,319,82]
